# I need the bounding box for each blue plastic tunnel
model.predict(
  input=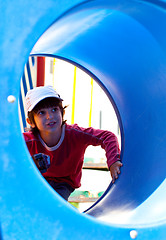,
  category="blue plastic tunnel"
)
[1,0,166,239]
